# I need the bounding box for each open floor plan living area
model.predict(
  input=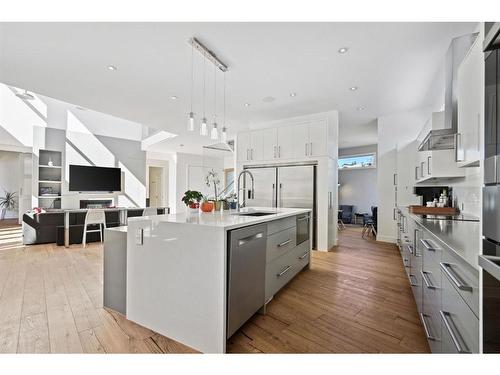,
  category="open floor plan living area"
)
[1,6,500,370]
